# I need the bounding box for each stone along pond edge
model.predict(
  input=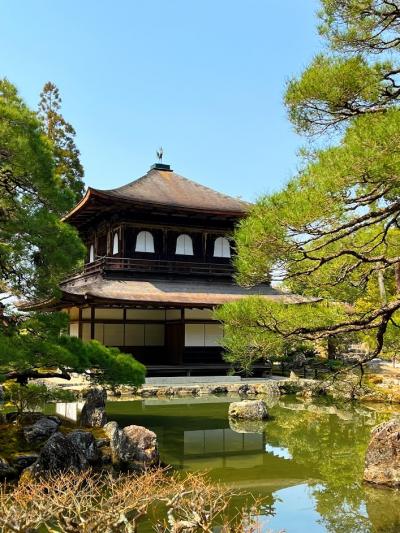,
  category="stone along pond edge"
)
[1,379,400,490]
